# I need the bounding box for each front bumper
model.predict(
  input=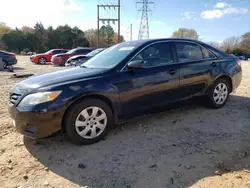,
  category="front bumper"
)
[8,104,64,139]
